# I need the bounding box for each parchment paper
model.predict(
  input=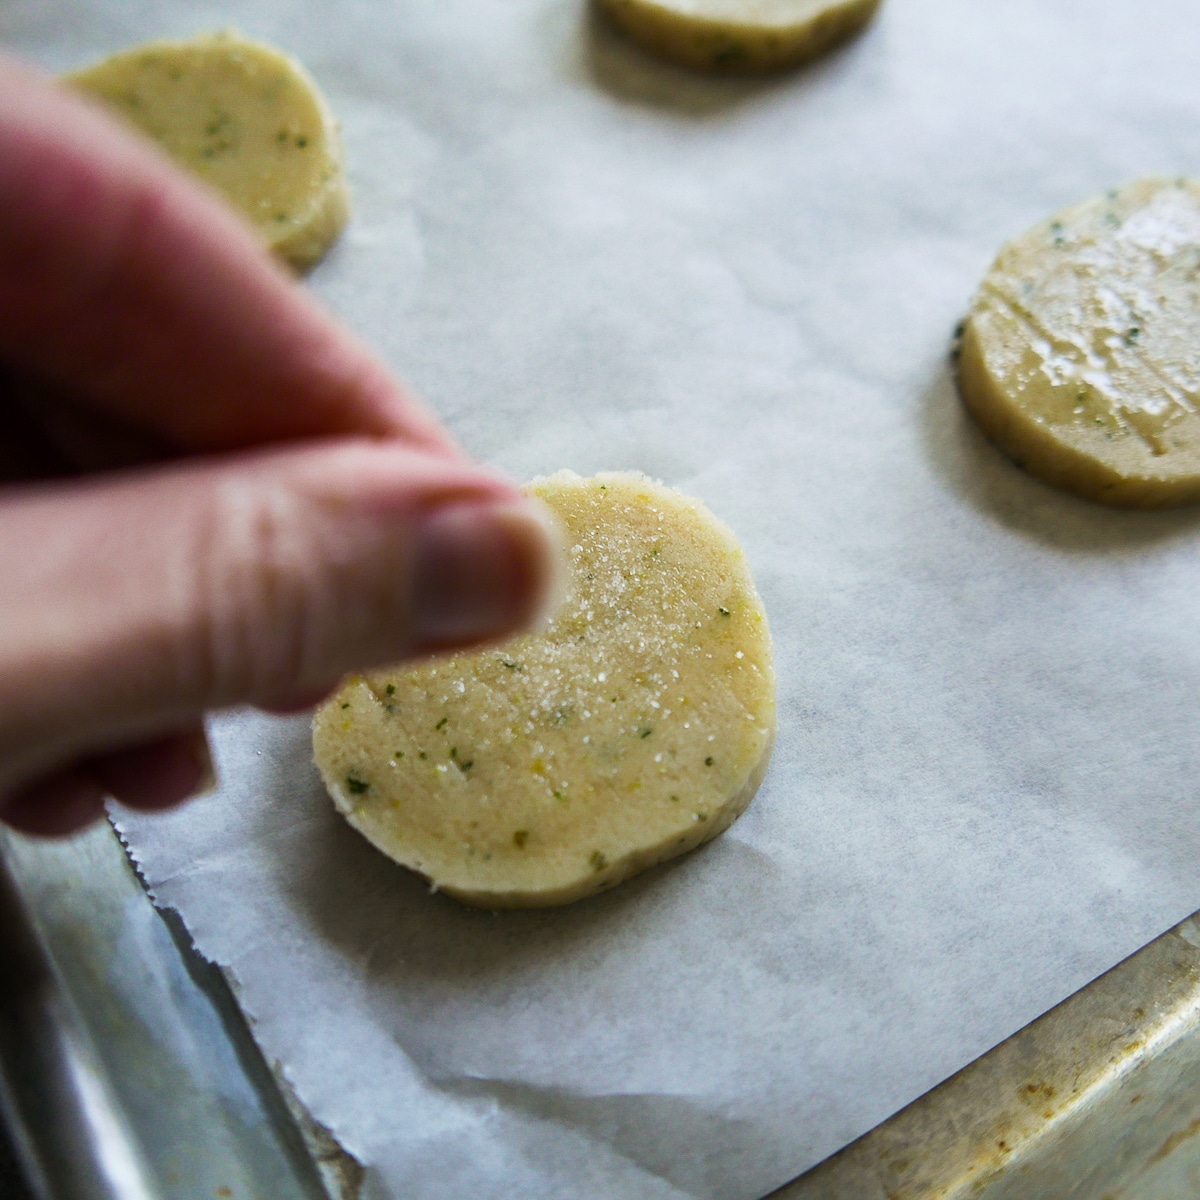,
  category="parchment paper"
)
[9,0,1200,1195]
